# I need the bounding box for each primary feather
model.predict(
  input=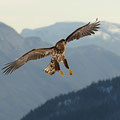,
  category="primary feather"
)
[66,19,100,43]
[2,47,54,75]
